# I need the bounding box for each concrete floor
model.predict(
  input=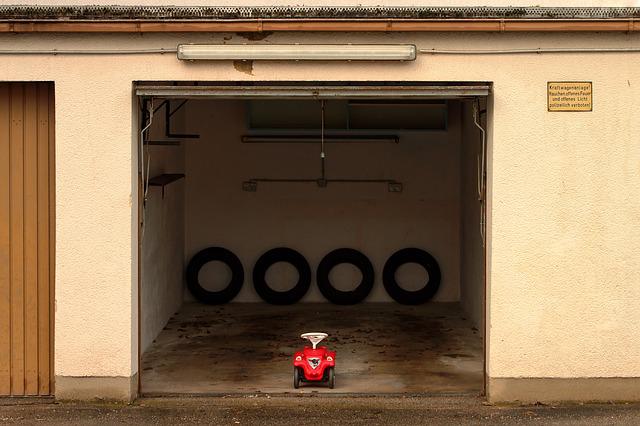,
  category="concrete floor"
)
[141,302,483,395]
[3,396,640,425]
